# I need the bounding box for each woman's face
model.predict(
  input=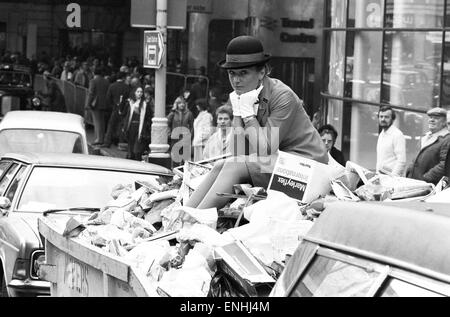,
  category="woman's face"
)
[227,66,264,95]
[176,99,186,110]
[135,87,143,99]
[321,133,334,152]
[217,113,232,129]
